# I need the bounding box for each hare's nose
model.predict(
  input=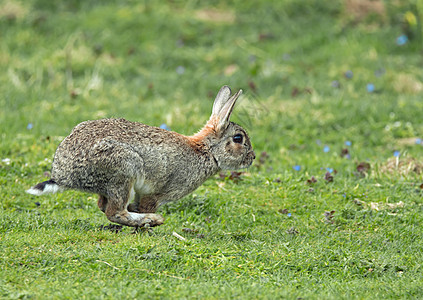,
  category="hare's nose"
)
[251,151,256,160]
